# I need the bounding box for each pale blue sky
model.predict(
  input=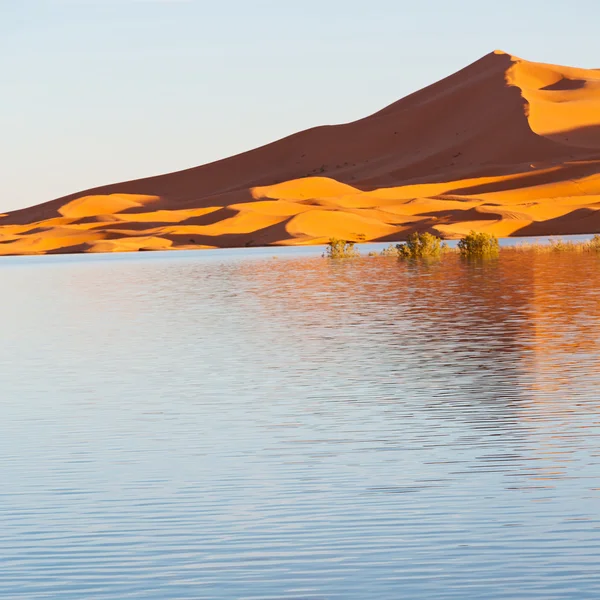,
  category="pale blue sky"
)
[2,0,599,212]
